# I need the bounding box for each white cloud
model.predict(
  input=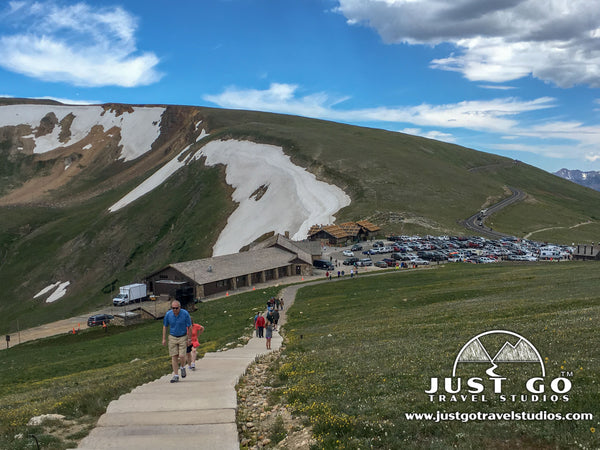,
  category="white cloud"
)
[205,83,555,134]
[205,83,600,165]
[1,94,98,104]
[34,96,100,105]
[0,1,161,87]
[400,128,457,142]
[335,0,600,87]
[204,83,347,119]
[478,85,517,91]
